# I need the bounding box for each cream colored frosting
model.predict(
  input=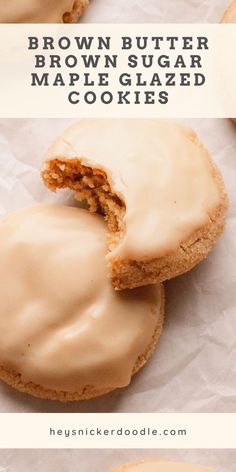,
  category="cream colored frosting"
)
[0,204,162,392]
[45,119,221,261]
[117,461,216,472]
[0,0,75,23]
